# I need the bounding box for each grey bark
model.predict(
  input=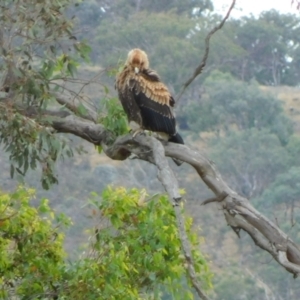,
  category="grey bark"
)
[46,108,300,278]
